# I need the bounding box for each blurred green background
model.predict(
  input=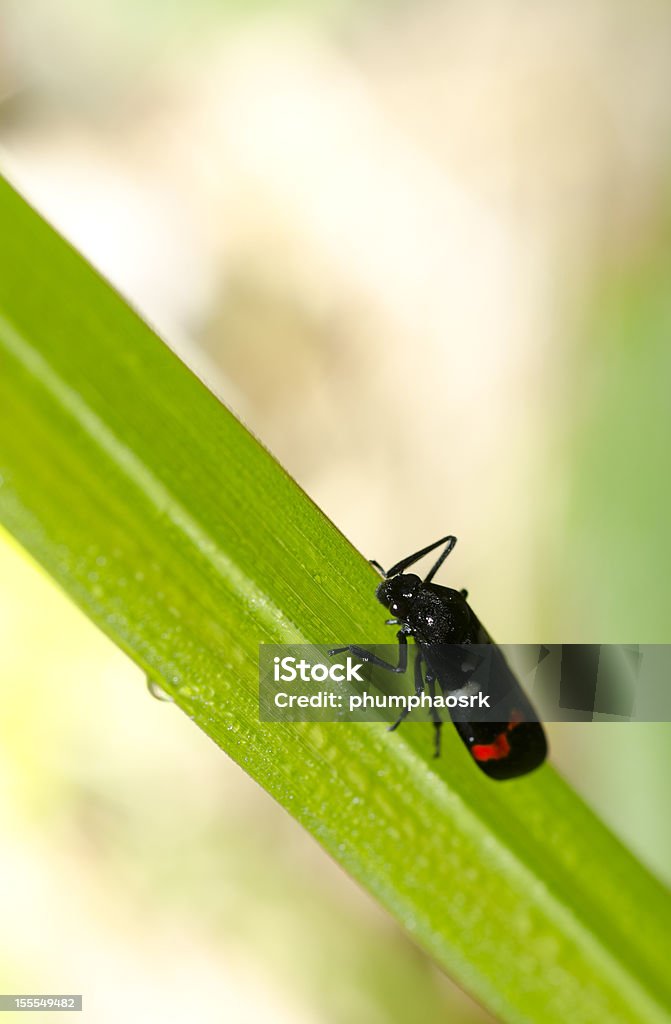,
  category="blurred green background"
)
[1,1,670,1021]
